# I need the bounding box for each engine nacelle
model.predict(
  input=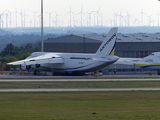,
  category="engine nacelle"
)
[20,64,40,71]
